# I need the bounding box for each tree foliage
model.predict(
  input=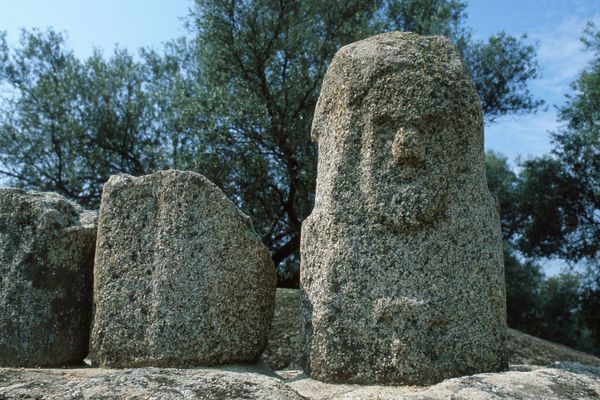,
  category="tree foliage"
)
[496,235,588,350]
[580,272,600,351]
[0,30,152,206]
[502,245,544,333]
[540,273,583,347]
[464,32,542,120]
[485,150,521,241]
[0,30,209,208]
[483,23,600,351]
[190,0,375,270]
[516,23,599,265]
[379,0,467,37]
